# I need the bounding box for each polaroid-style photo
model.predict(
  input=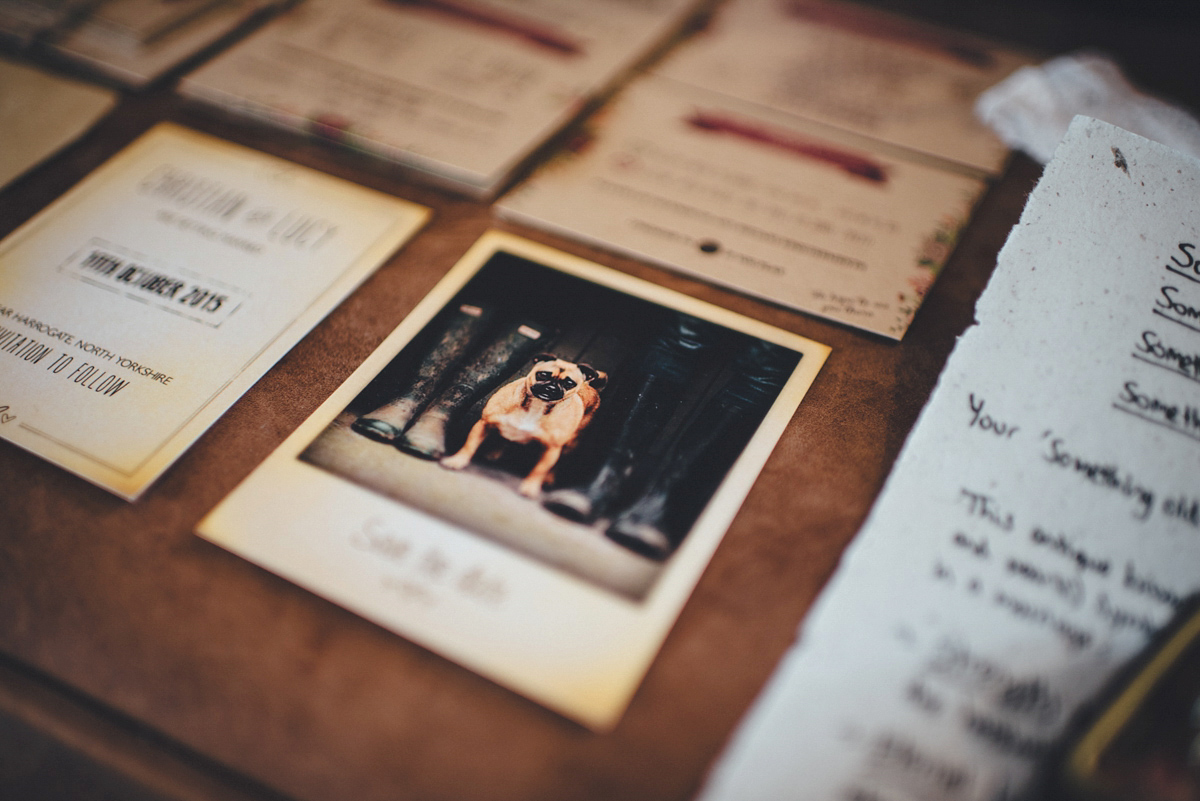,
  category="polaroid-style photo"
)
[304,241,807,597]
[198,231,828,728]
